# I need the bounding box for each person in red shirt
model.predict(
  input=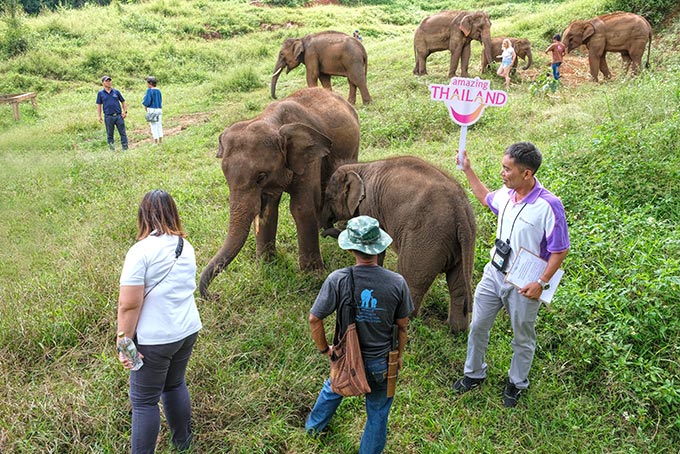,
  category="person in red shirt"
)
[545,34,566,80]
